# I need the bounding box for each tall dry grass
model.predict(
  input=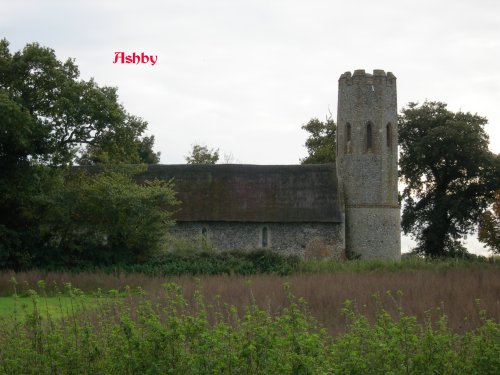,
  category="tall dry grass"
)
[1,267,498,335]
